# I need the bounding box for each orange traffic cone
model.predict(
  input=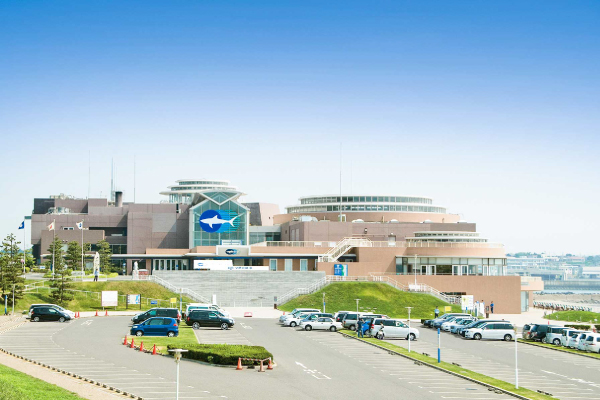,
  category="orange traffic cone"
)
[139,342,144,352]
[105,310,109,317]
[152,344,157,355]
[267,358,273,370]
[236,358,243,370]
[123,336,128,345]
[130,338,135,348]
[95,310,98,317]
